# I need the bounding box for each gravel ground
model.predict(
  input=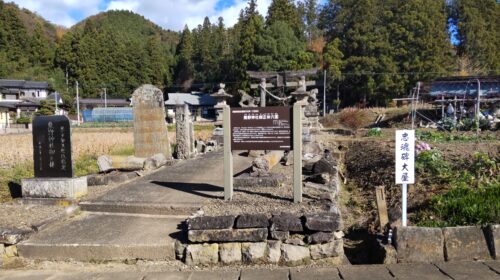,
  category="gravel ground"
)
[8,256,346,272]
[0,203,65,231]
[201,159,332,216]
